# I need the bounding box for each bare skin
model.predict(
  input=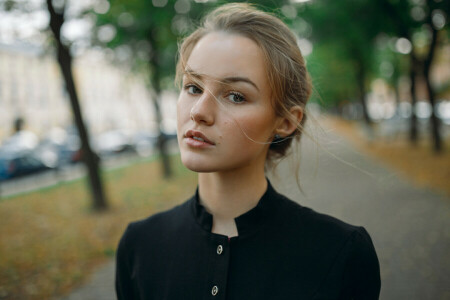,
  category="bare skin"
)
[199,160,268,237]
[177,32,303,237]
